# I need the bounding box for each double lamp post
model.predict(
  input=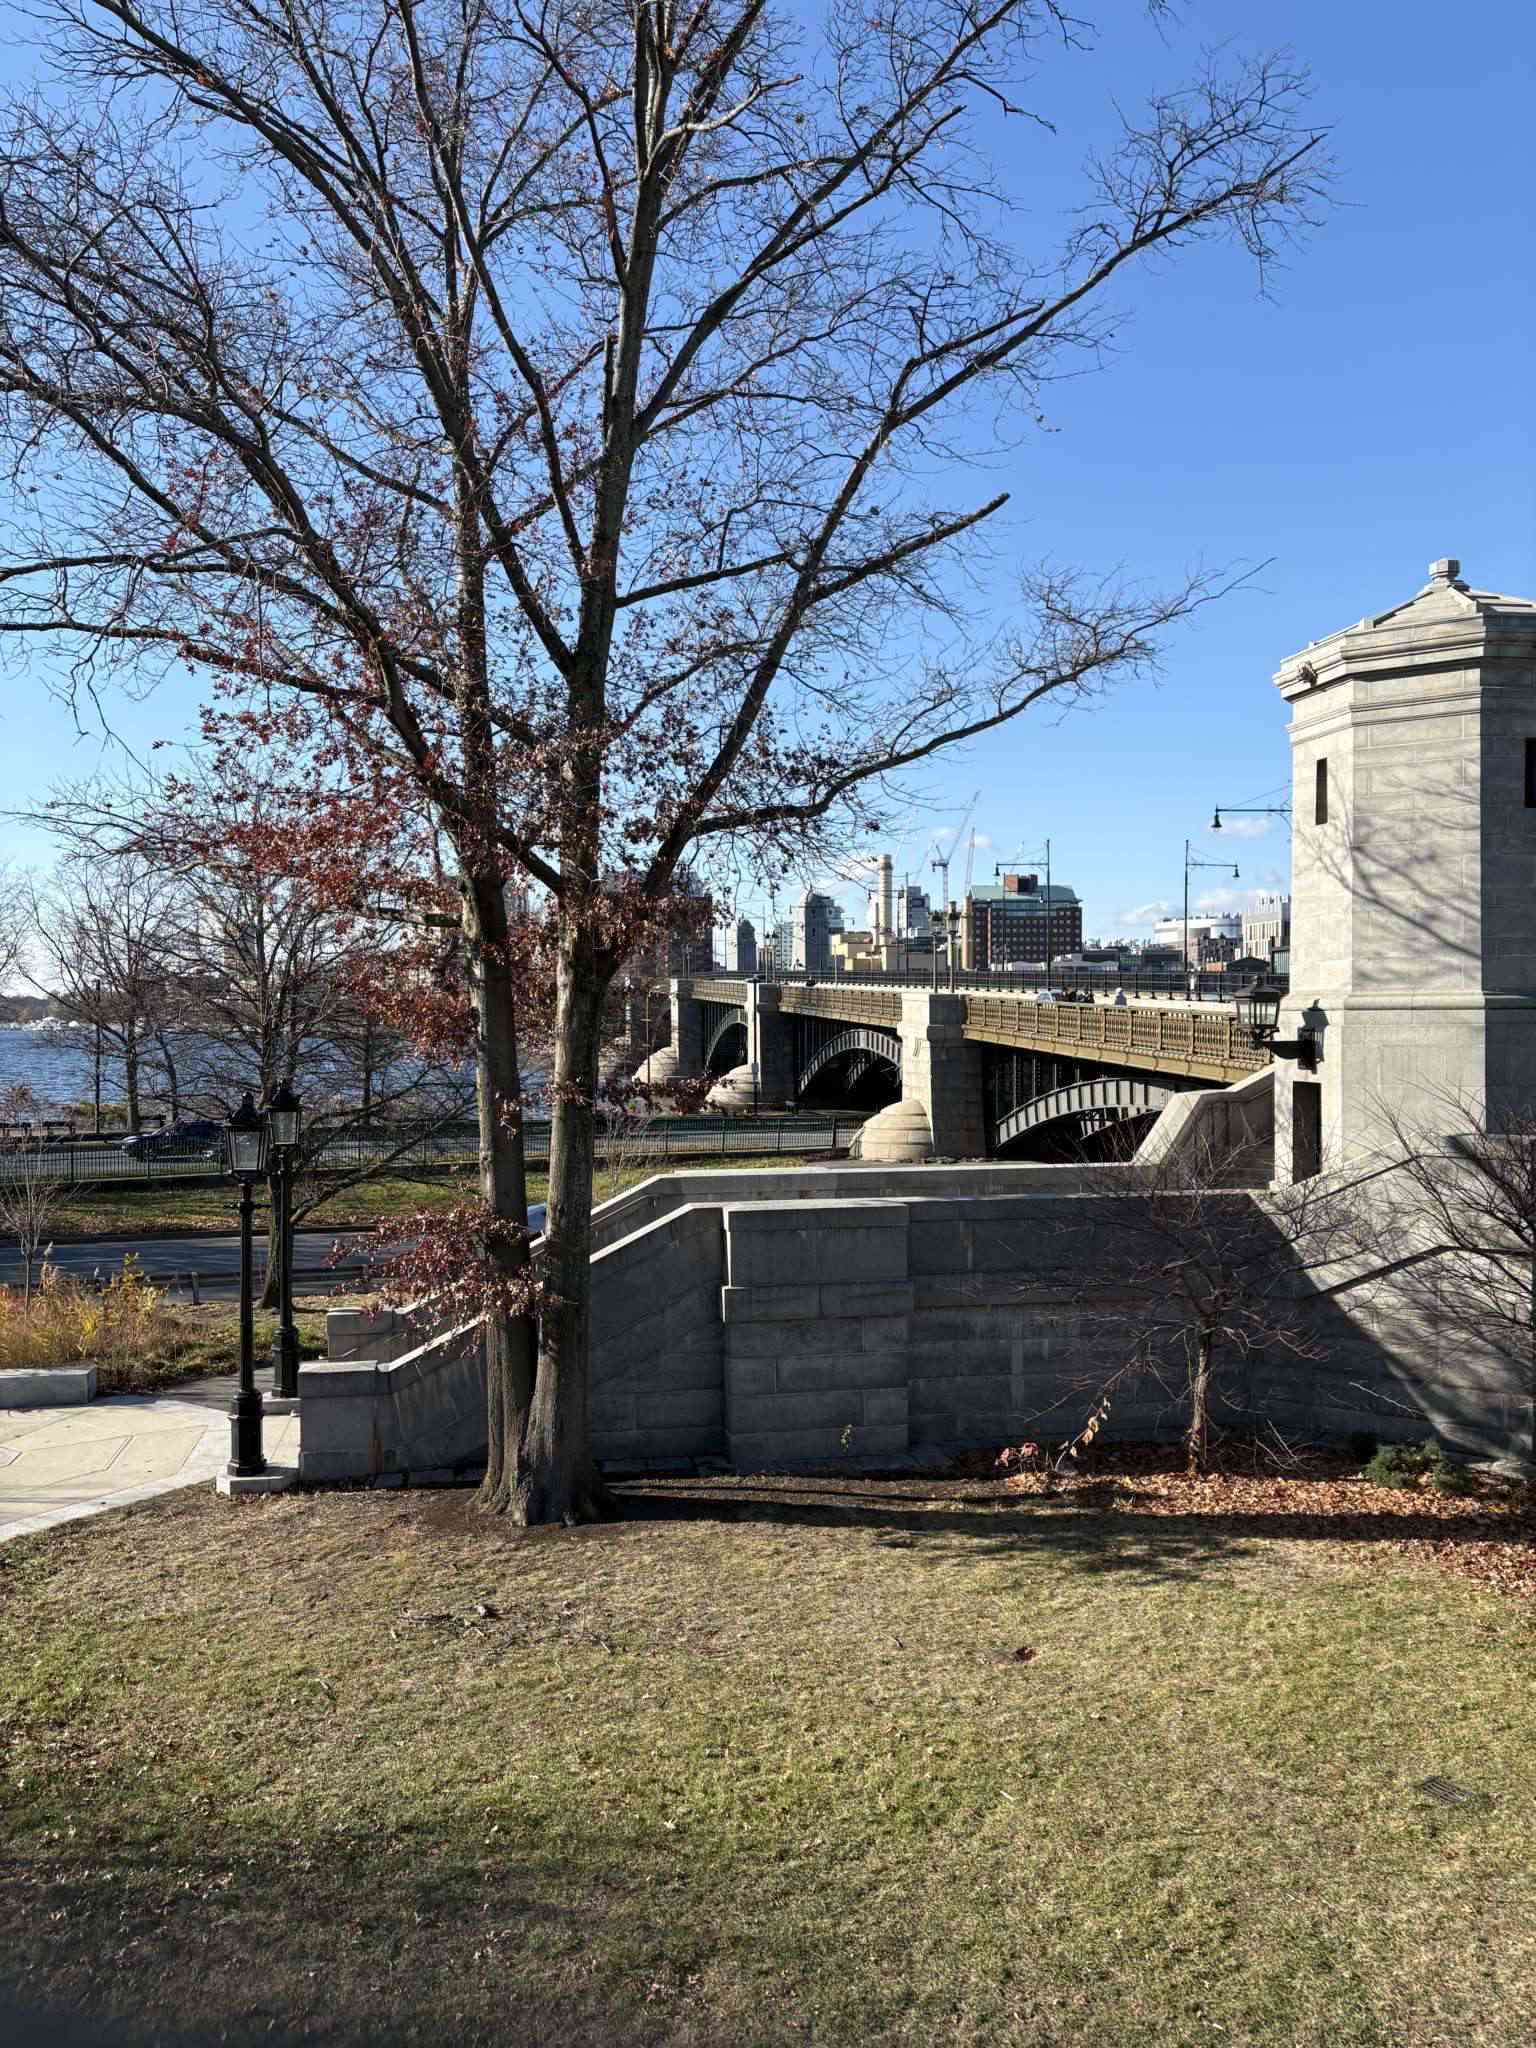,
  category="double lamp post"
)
[224,1079,303,1483]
